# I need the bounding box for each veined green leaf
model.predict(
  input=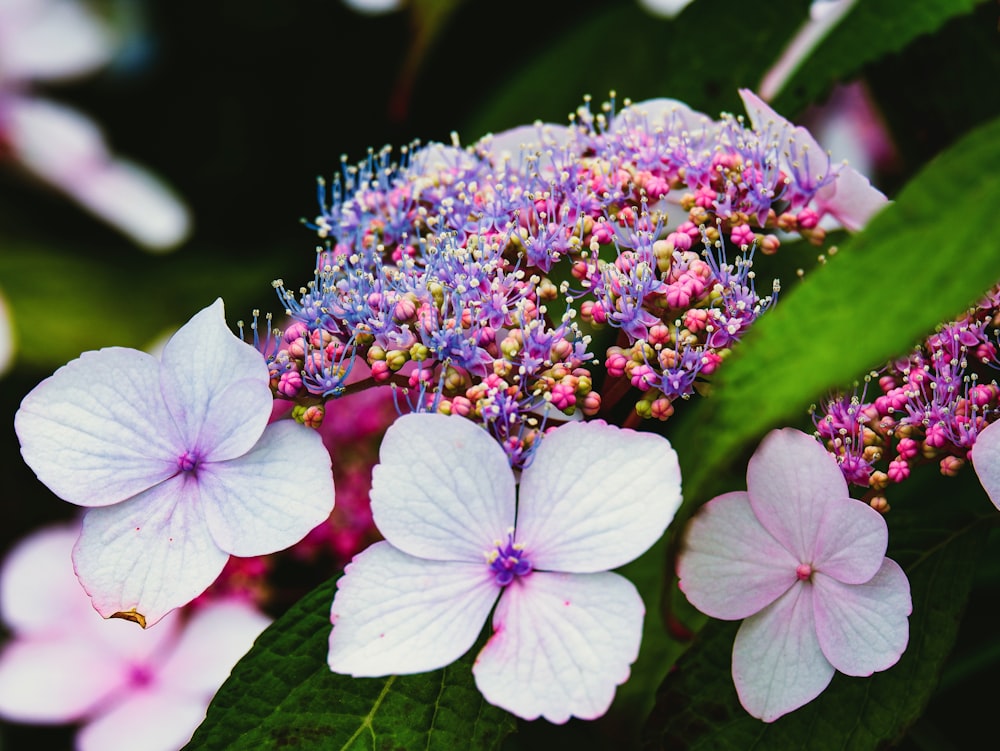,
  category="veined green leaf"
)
[185,577,516,751]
